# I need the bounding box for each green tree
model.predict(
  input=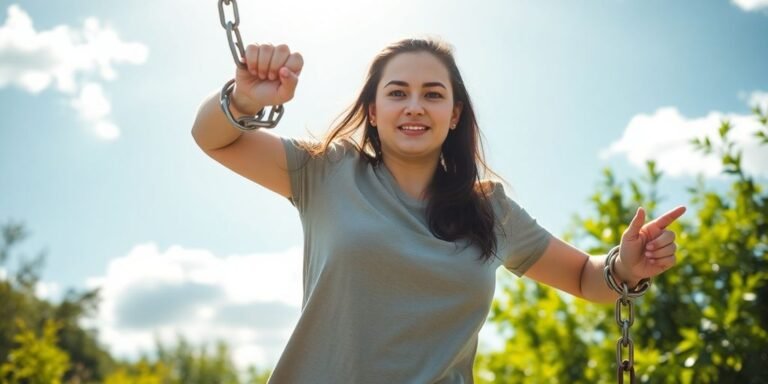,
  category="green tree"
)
[104,336,274,384]
[0,221,115,382]
[155,336,239,383]
[243,365,272,384]
[103,358,170,384]
[475,107,768,383]
[0,319,69,384]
